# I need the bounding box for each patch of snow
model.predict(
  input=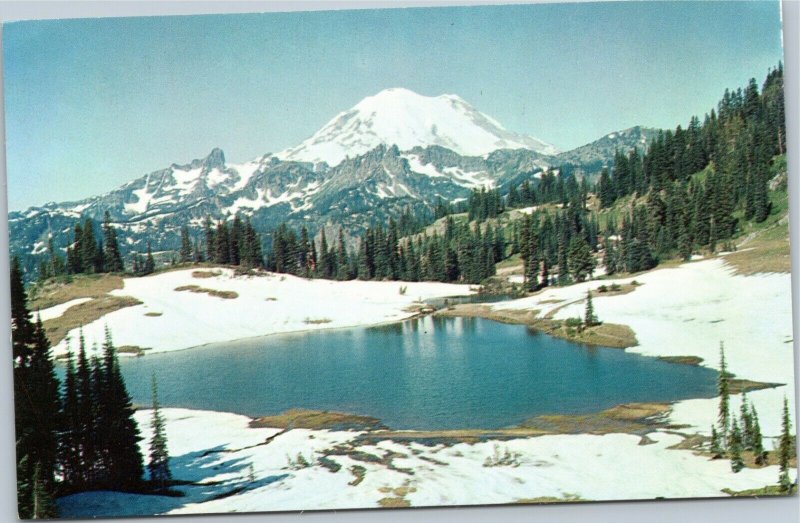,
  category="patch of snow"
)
[51,269,475,356]
[57,407,794,517]
[35,297,92,322]
[404,154,446,178]
[494,258,795,442]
